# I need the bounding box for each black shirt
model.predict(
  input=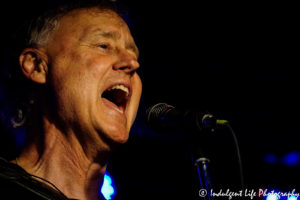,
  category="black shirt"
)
[0,157,105,200]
